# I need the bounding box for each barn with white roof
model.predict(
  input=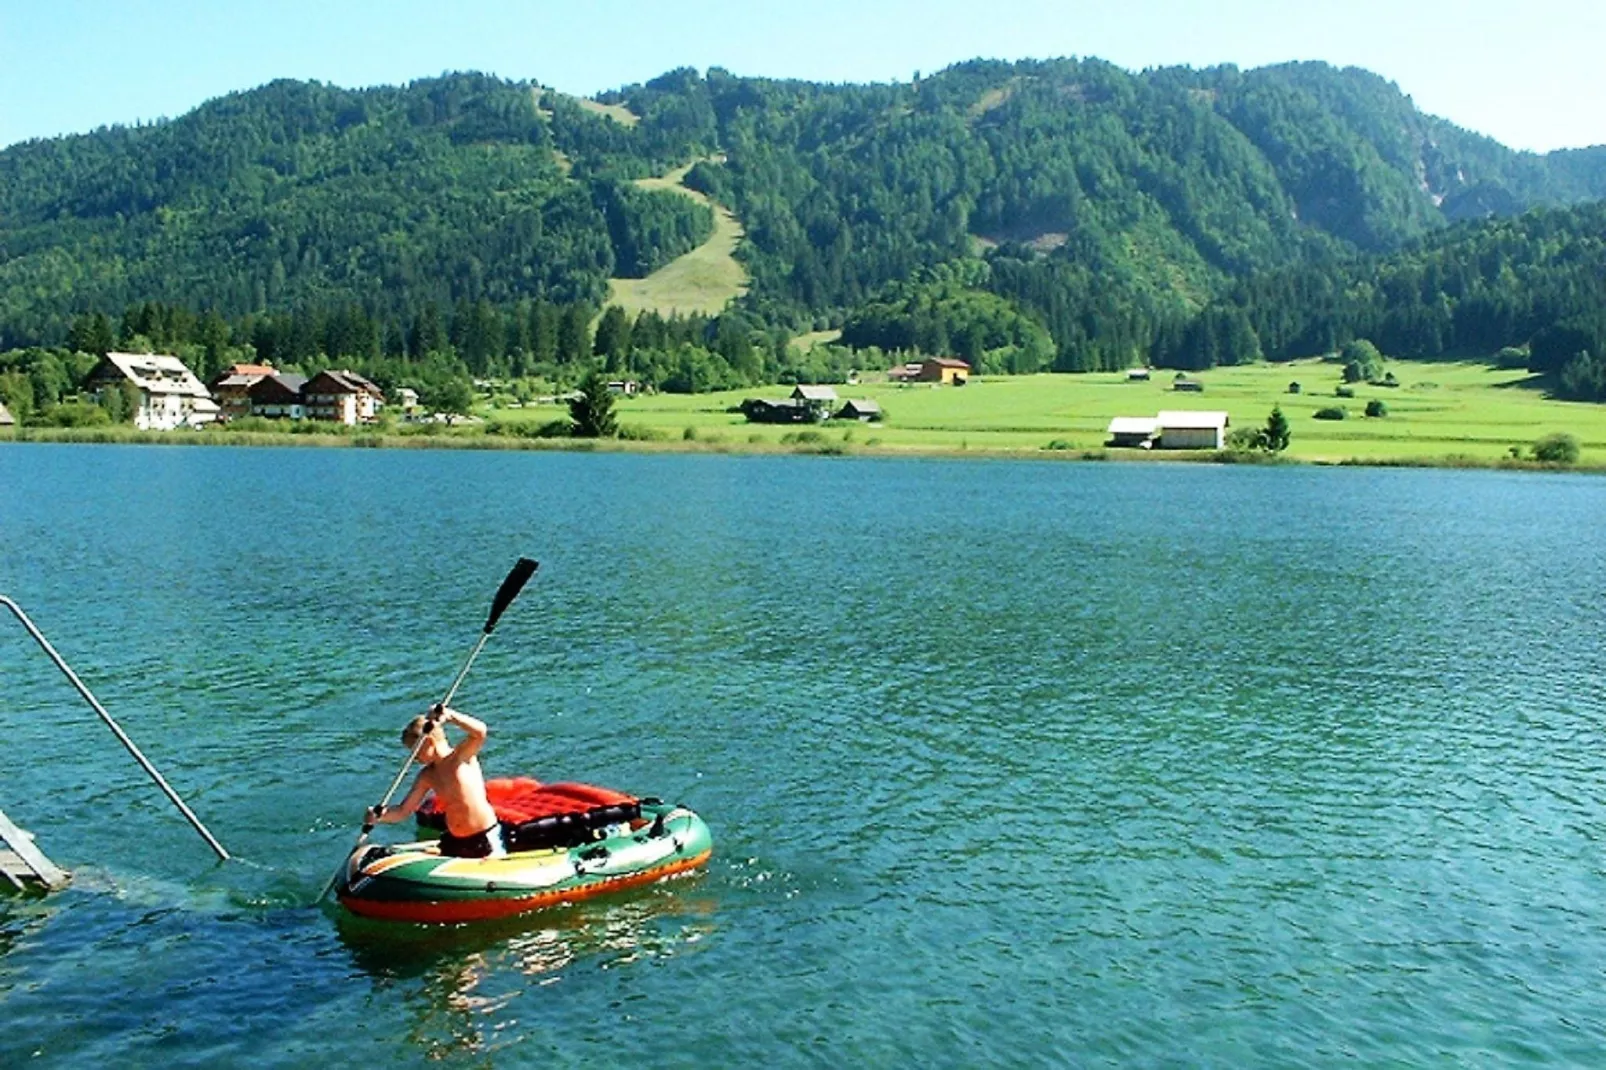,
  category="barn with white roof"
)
[1156,410,1230,450]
